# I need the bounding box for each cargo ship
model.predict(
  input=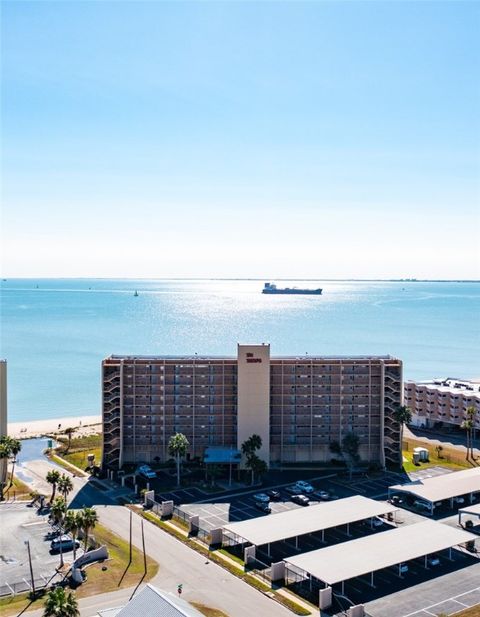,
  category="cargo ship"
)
[262,282,322,295]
